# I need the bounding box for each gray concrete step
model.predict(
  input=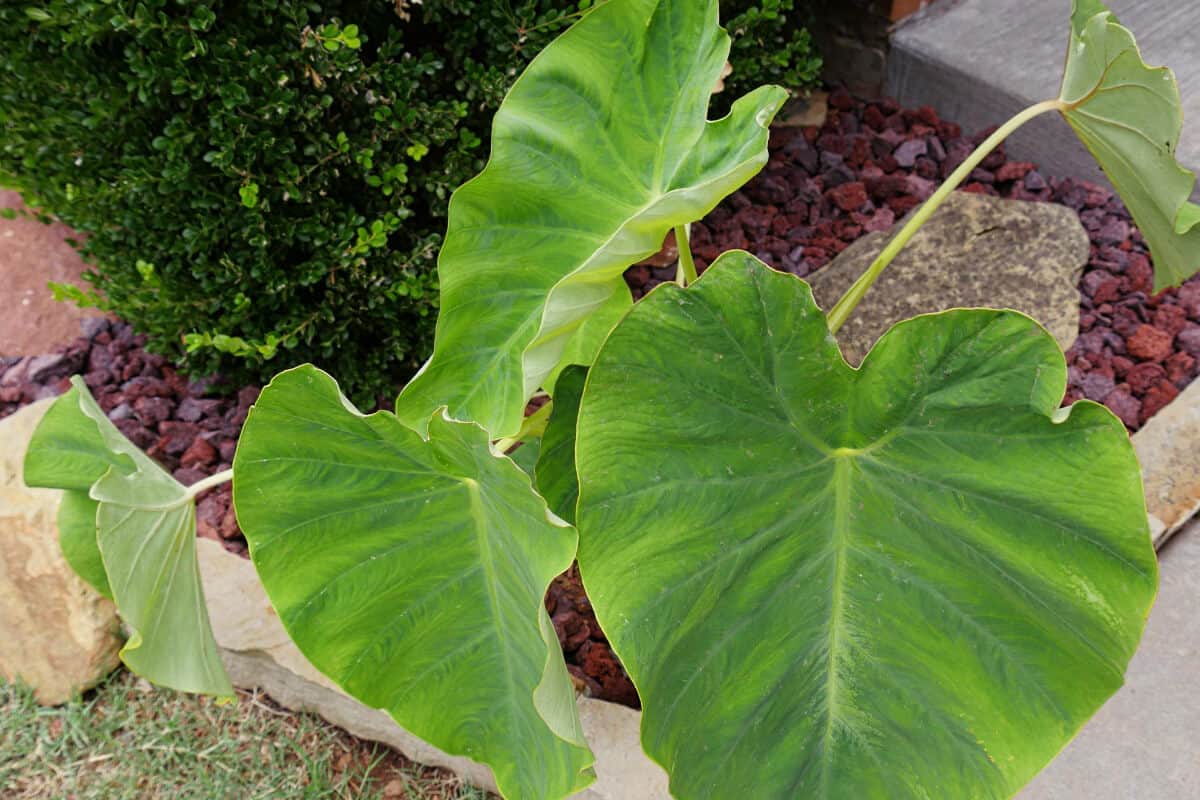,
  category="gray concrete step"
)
[887,0,1200,196]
